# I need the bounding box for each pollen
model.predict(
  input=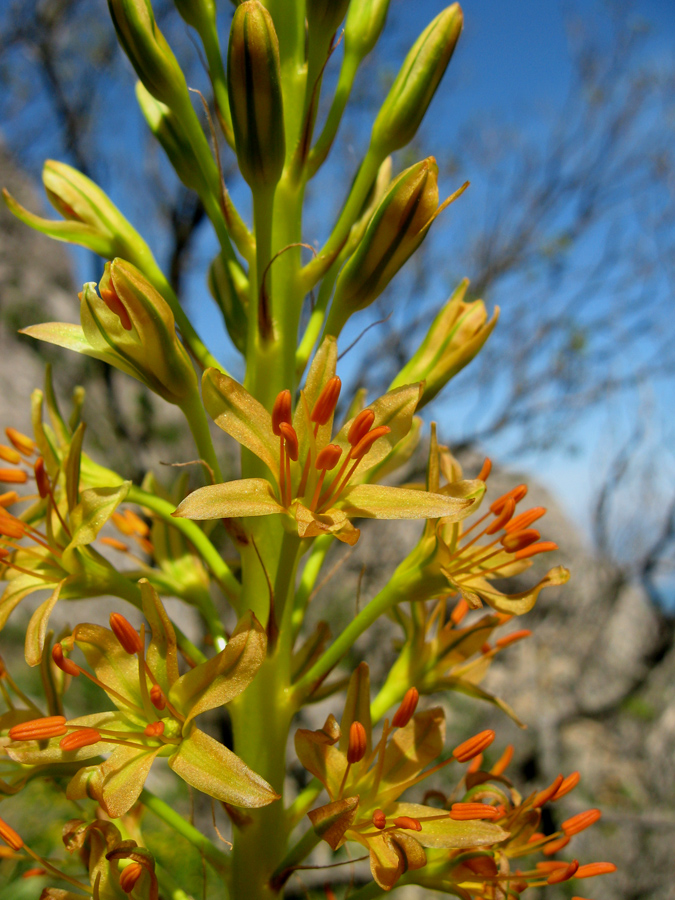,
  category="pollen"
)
[311,376,342,425]
[110,613,143,655]
[119,861,144,893]
[562,809,601,836]
[144,721,165,737]
[372,810,386,829]
[452,729,495,762]
[347,721,367,764]
[5,428,35,457]
[0,816,23,851]
[0,491,19,508]
[9,716,68,741]
[392,816,422,831]
[449,802,500,821]
[272,390,292,436]
[0,511,26,539]
[60,728,101,751]
[0,468,27,484]
[450,597,469,625]
[485,498,516,534]
[347,409,375,447]
[391,687,419,728]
